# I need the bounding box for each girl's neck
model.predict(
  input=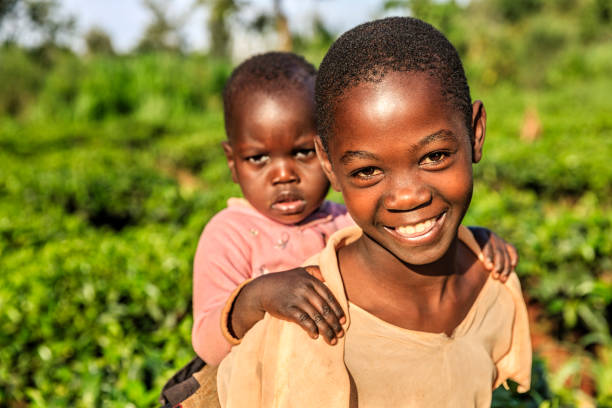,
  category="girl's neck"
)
[338,232,476,317]
[339,231,488,334]
[359,234,461,284]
